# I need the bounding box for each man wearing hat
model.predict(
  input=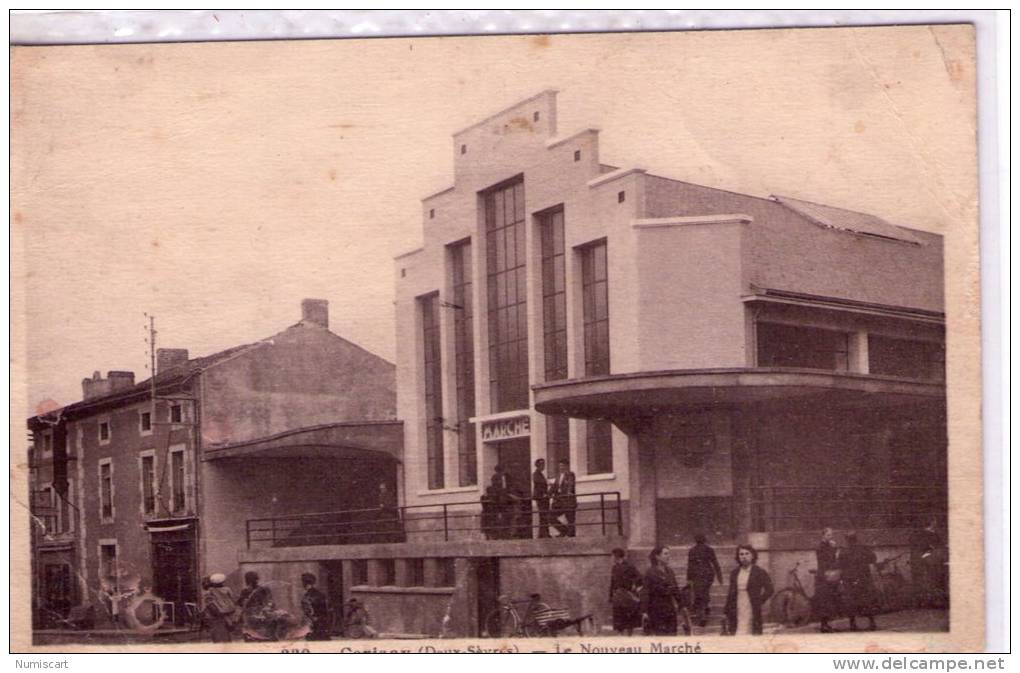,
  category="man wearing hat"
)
[301,573,331,640]
[203,572,238,643]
